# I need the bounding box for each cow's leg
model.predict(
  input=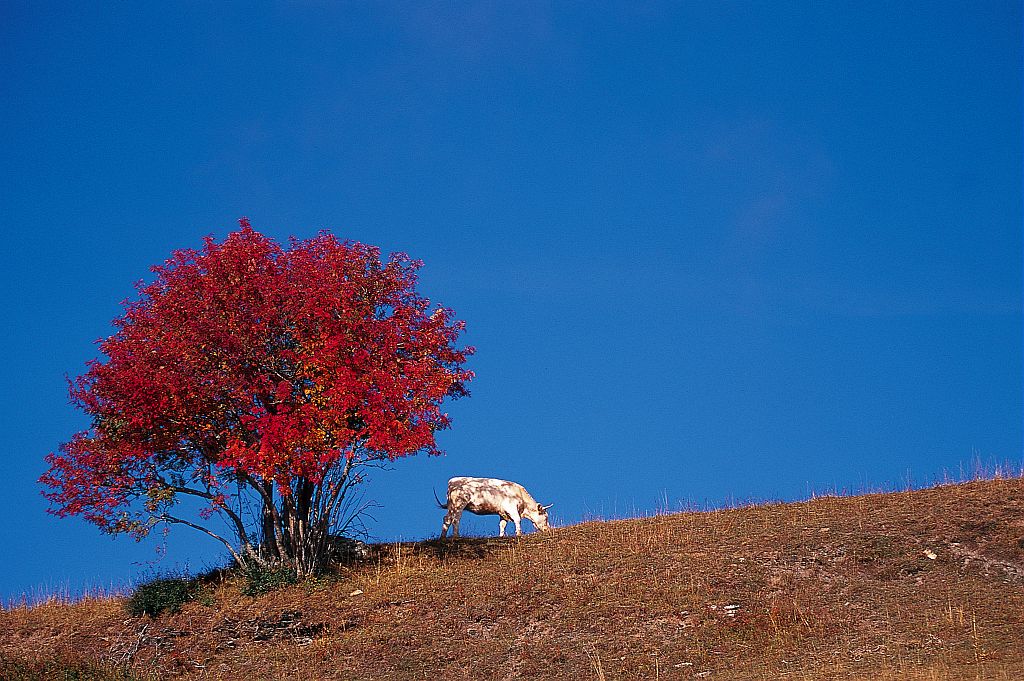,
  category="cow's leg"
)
[440,514,450,539]
[451,506,467,538]
[498,519,507,537]
[507,509,523,536]
[441,507,463,539]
